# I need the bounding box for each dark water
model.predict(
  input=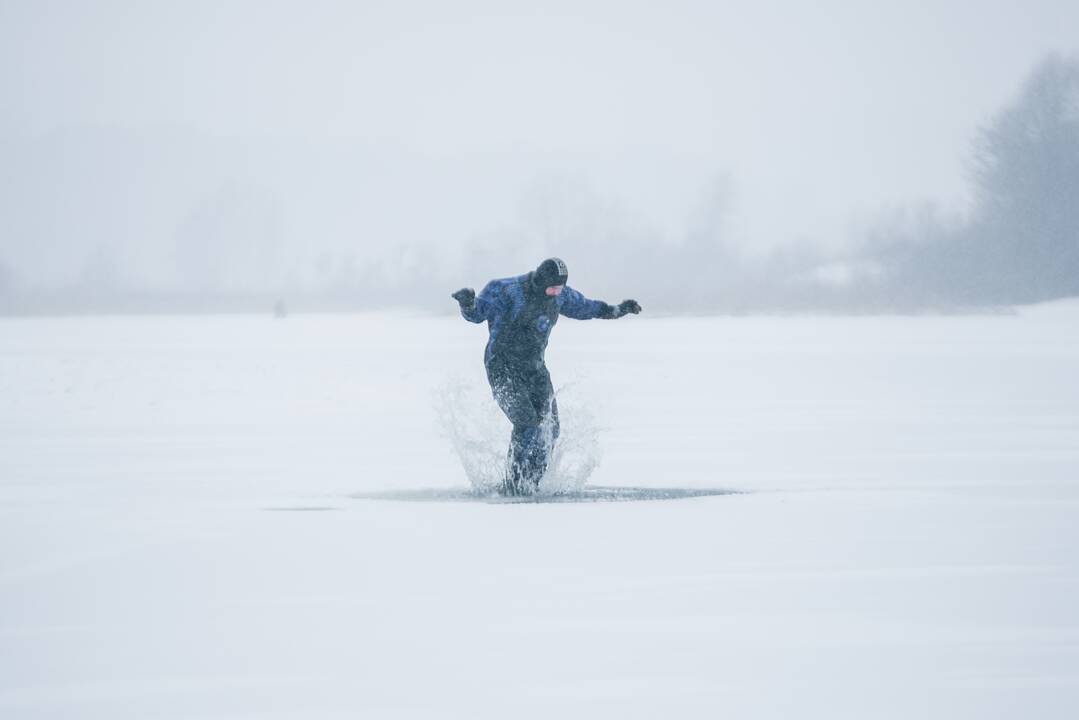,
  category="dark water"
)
[347,486,740,505]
